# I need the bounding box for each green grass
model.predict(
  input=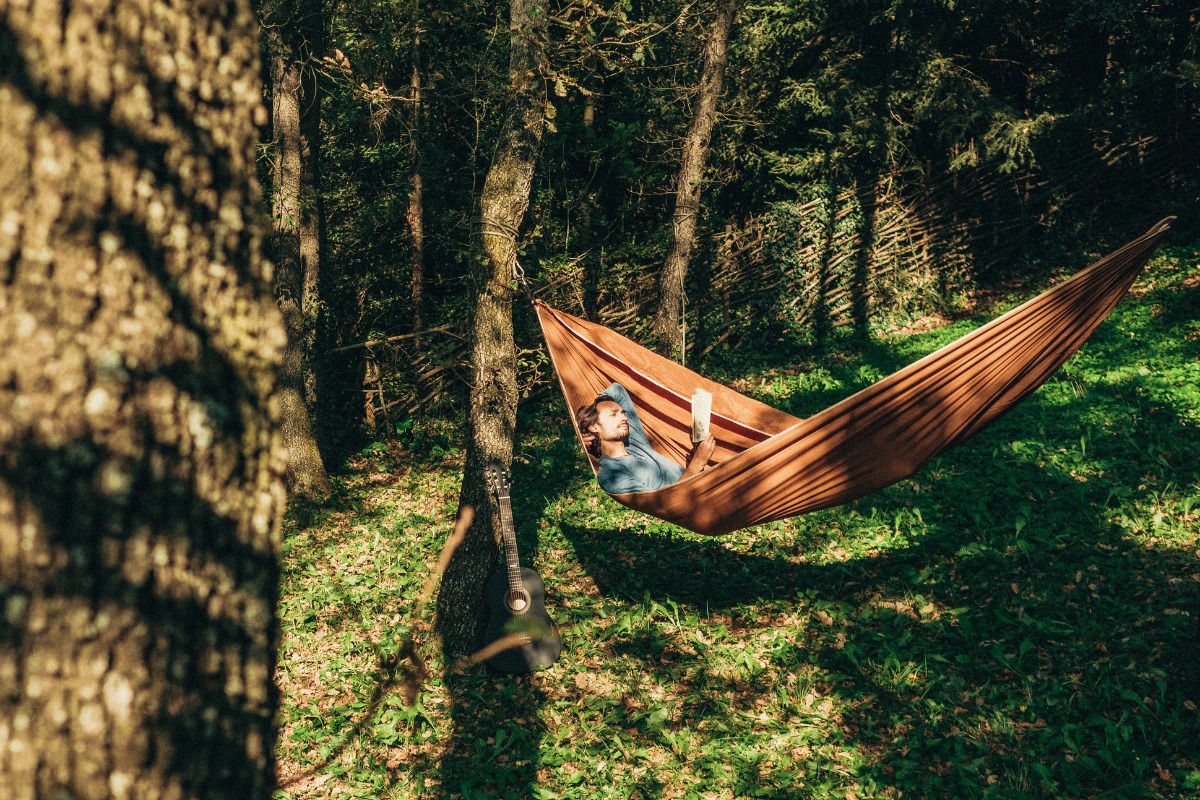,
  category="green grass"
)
[275,246,1200,800]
